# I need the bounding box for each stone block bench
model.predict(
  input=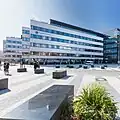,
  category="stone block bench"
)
[91,65,94,68]
[79,65,82,68]
[0,78,8,90]
[53,70,67,79]
[17,68,27,72]
[0,85,74,120]
[83,65,88,69]
[55,65,60,68]
[67,65,74,68]
[34,68,44,74]
[101,66,105,69]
